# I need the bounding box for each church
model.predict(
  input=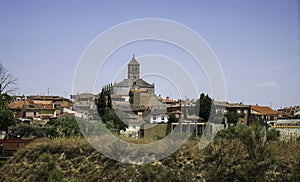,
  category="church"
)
[103,56,155,96]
